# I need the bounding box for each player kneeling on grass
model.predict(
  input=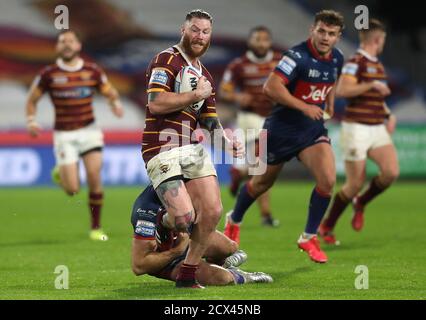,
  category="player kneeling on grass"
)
[131,185,273,286]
